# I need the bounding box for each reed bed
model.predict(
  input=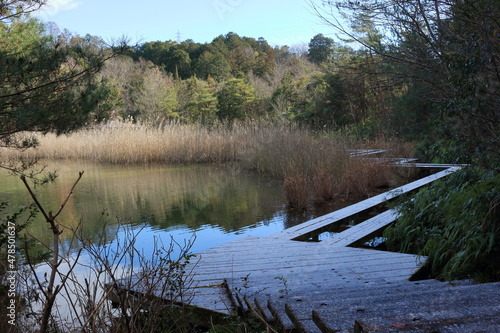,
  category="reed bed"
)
[1,120,413,209]
[1,121,240,164]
